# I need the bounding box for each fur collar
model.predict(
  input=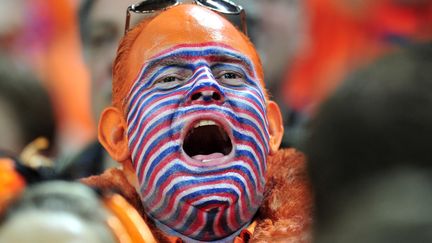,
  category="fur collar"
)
[82,148,312,242]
